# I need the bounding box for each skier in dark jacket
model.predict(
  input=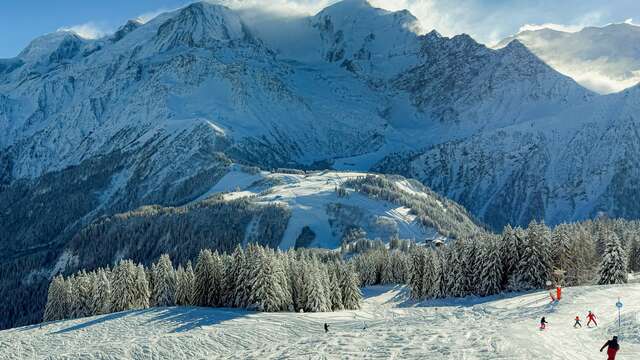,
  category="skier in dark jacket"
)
[540,317,549,330]
[324,323,329,333]
[600,336,620,360]
[574,315,582,328]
